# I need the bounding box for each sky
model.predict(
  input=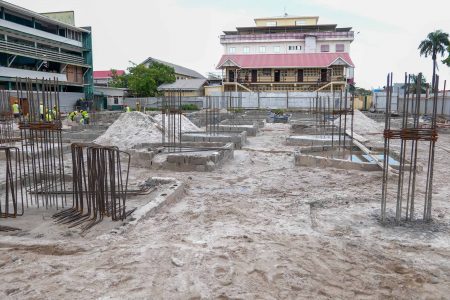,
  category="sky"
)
[7,0,450,89]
